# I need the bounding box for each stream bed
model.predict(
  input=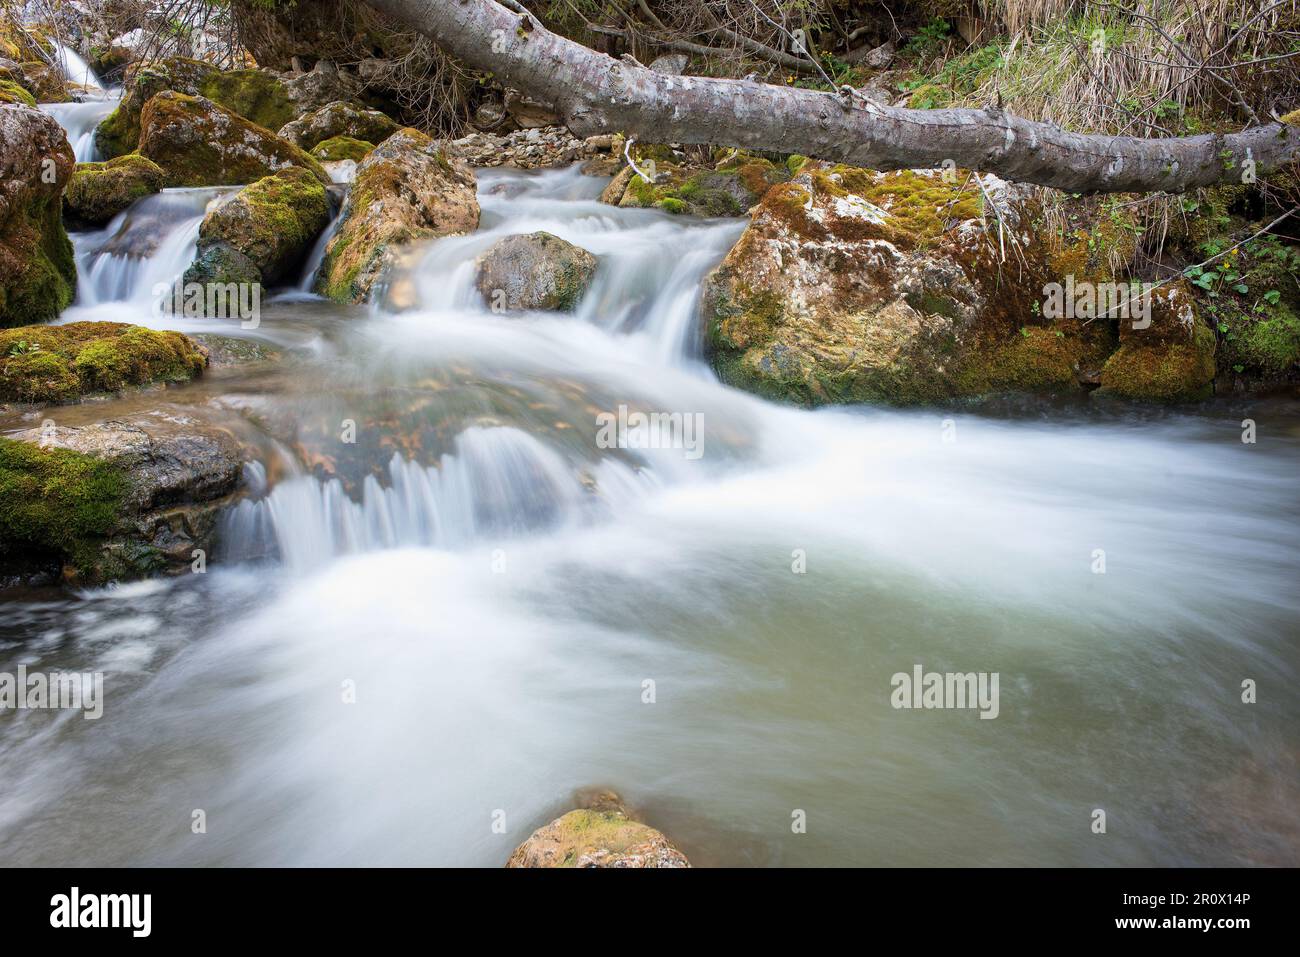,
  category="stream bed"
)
[2,164,1298,866]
